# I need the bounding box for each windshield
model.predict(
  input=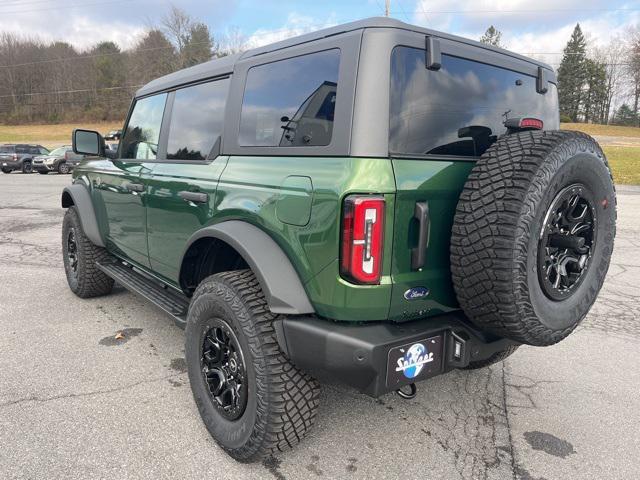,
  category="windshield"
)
[49,147,68,156]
